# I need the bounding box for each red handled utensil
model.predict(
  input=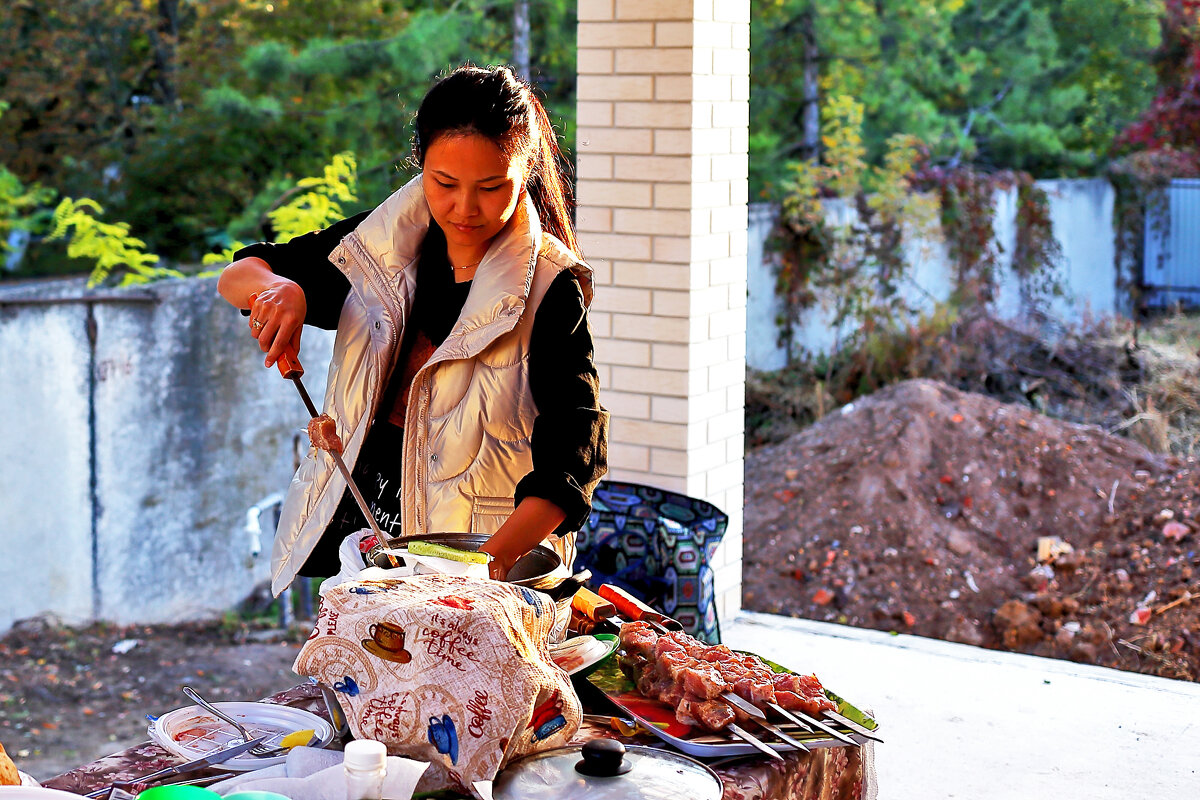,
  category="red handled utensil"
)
[248,293,396,566]
[597,584,684,632]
